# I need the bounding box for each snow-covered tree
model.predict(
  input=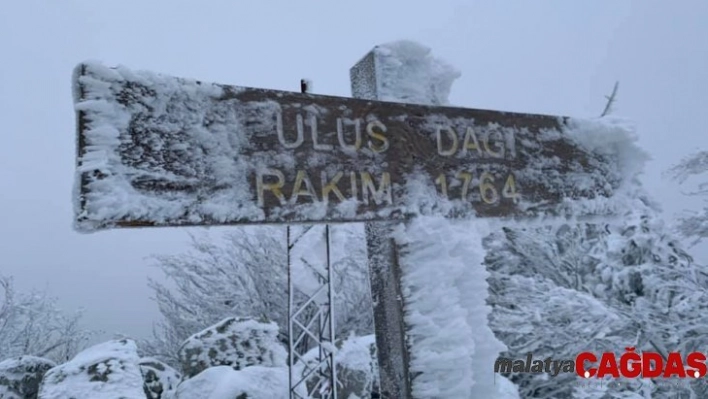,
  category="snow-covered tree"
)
[611,206,708,398]
[144,225,372,367]
[482,83,708,397]
[486,190,707,398]
[0,274,95,363]
[144,227,287,365]
[486,223,643,398]
[666,150,708,246]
